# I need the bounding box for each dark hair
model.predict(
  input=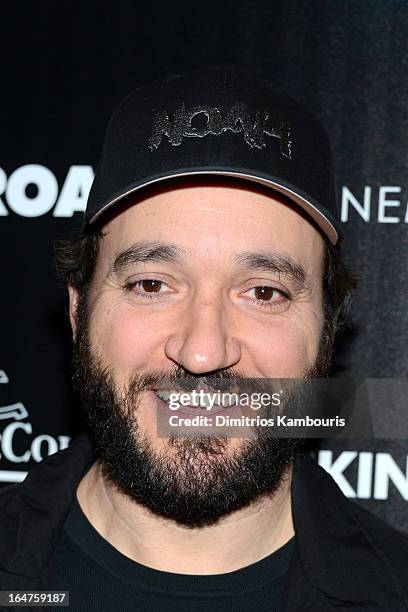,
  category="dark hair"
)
[54,227,104,296]
[54,227,357,338]
[323,241,357,334]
